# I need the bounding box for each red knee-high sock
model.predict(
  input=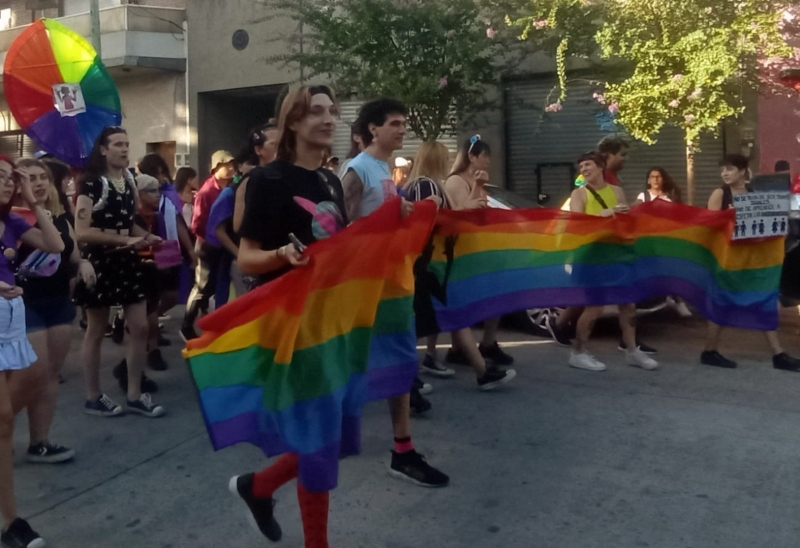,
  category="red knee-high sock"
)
[297,482,330,548]
[252,453,299,498]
